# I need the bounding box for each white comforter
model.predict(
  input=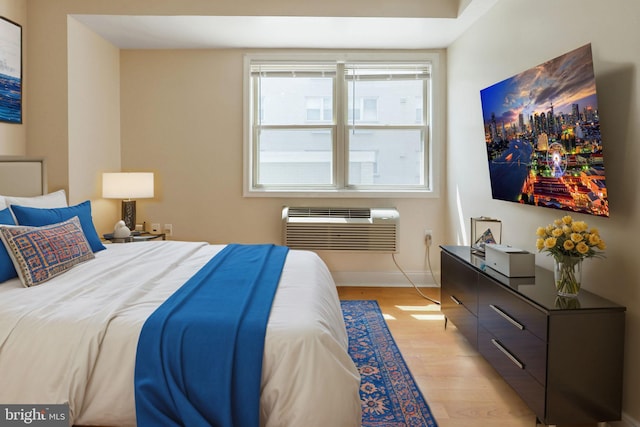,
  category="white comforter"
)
[0,241,361,427]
